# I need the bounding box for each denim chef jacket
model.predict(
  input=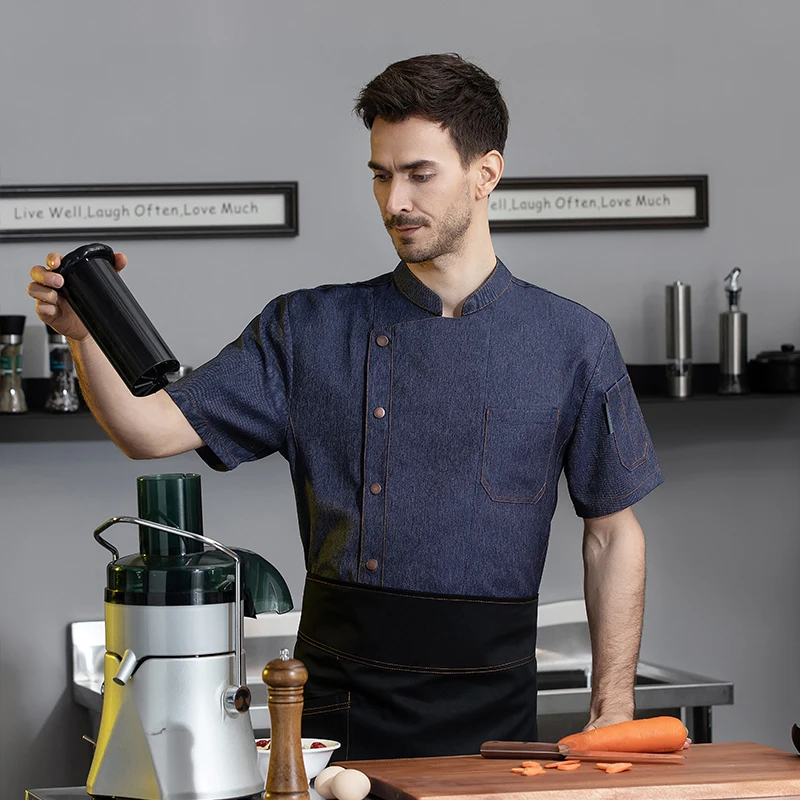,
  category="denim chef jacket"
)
[165,260,663,600]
